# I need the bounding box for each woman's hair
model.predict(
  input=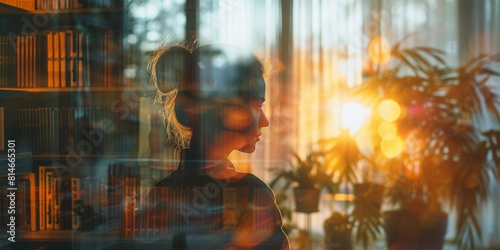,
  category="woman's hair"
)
[148,44,266,153]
